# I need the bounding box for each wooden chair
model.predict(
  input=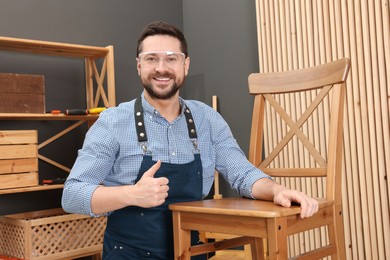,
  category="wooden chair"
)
[169,58,351,259]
